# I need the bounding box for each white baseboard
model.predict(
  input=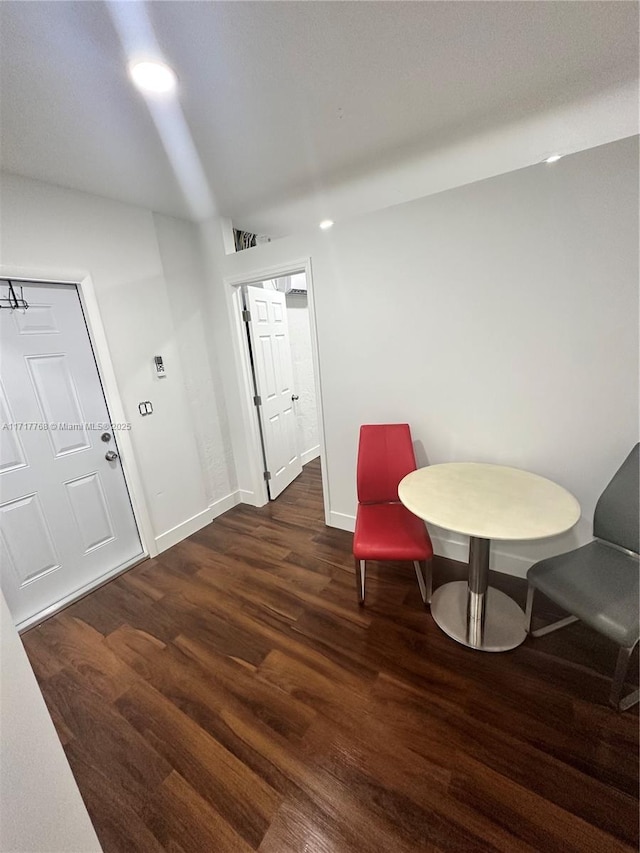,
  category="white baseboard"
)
[238,488,265,507]
[301,445,320,466]
[329,510,356,533]
[487,547,534,579]
[326,510,532,578]
[155,490,241,553]
[210,490,242,517]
